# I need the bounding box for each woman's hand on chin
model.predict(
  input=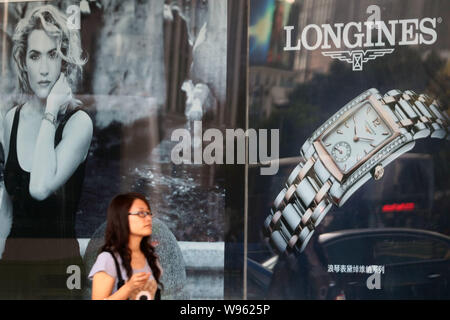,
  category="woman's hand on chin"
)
[46,73,72,115]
